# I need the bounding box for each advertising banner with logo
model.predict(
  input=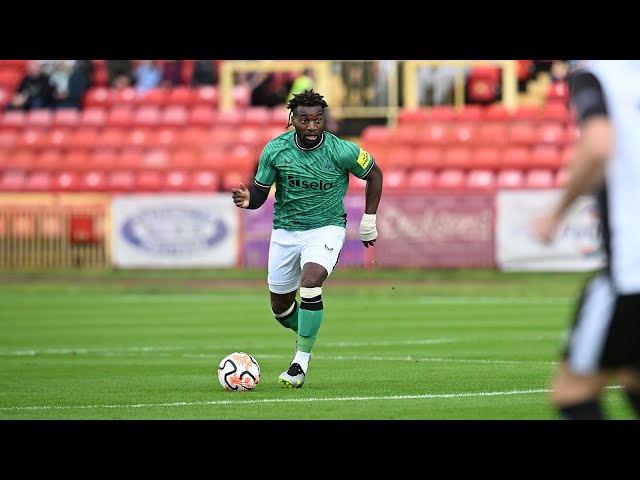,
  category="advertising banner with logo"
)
[374,192,495,268]
[111,194,238,268]
[496,190,604,271]
[242,193,366,268]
